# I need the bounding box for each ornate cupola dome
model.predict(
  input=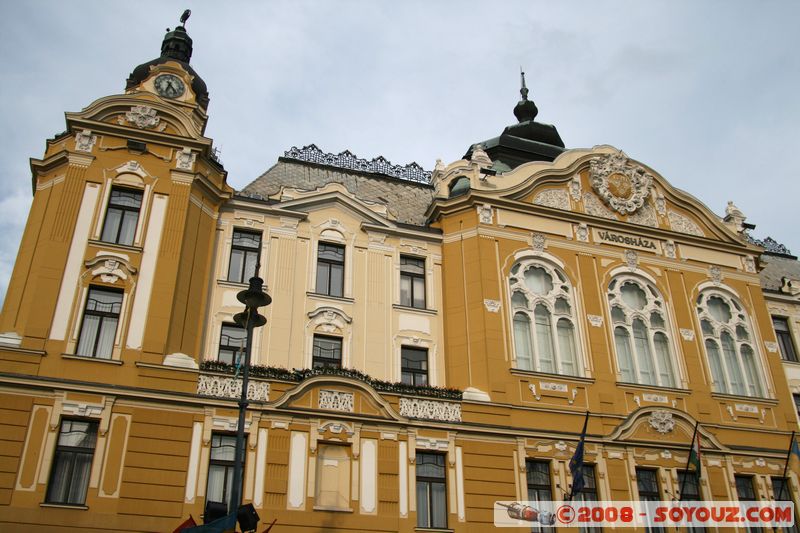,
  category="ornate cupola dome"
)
[125,10,210,110]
